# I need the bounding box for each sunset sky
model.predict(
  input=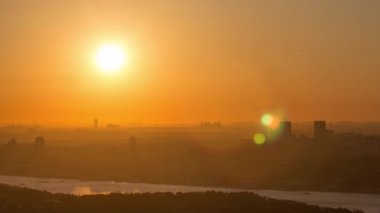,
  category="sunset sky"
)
[0,0,379,127]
